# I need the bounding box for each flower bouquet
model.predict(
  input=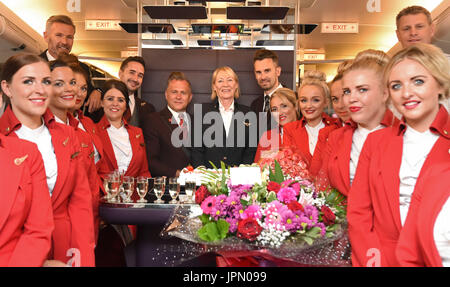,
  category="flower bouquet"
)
[161,149,350,266]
